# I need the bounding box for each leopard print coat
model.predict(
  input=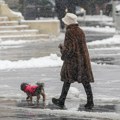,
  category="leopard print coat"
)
[60,24,94,83]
